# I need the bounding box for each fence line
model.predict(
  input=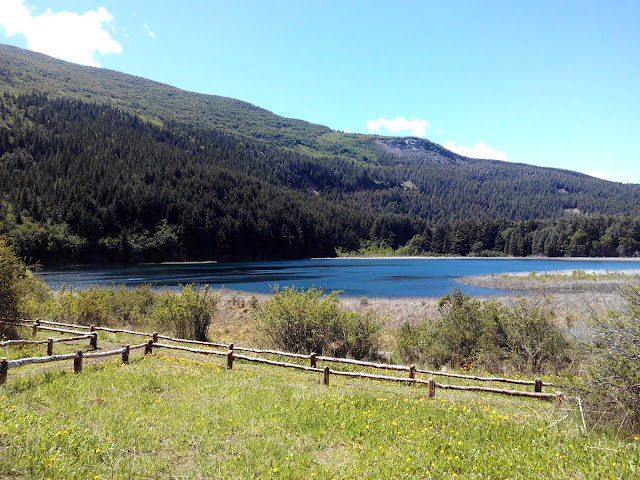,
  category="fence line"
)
[1,319,562,400]
[0,342,149,384]
[0,335,92,348]
[153,342,226,357]
[35,324,88,336]
[155,335,228,349]
[32,319,92,330]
